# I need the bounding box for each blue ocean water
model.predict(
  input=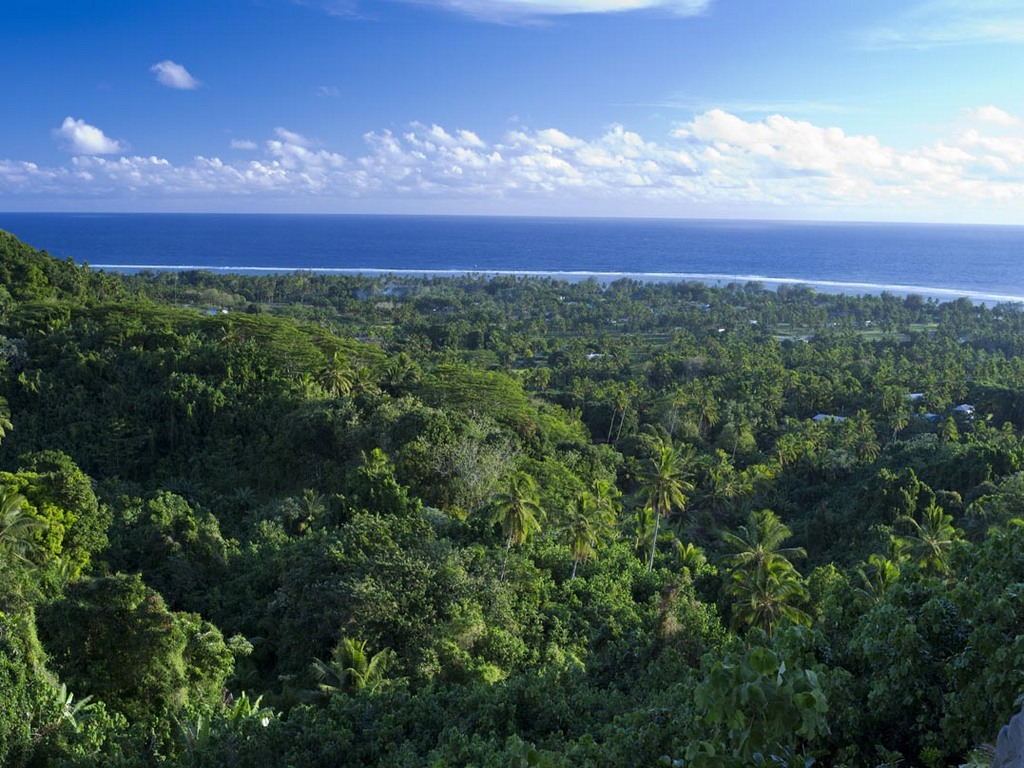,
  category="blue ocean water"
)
[1,213,1023,304]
